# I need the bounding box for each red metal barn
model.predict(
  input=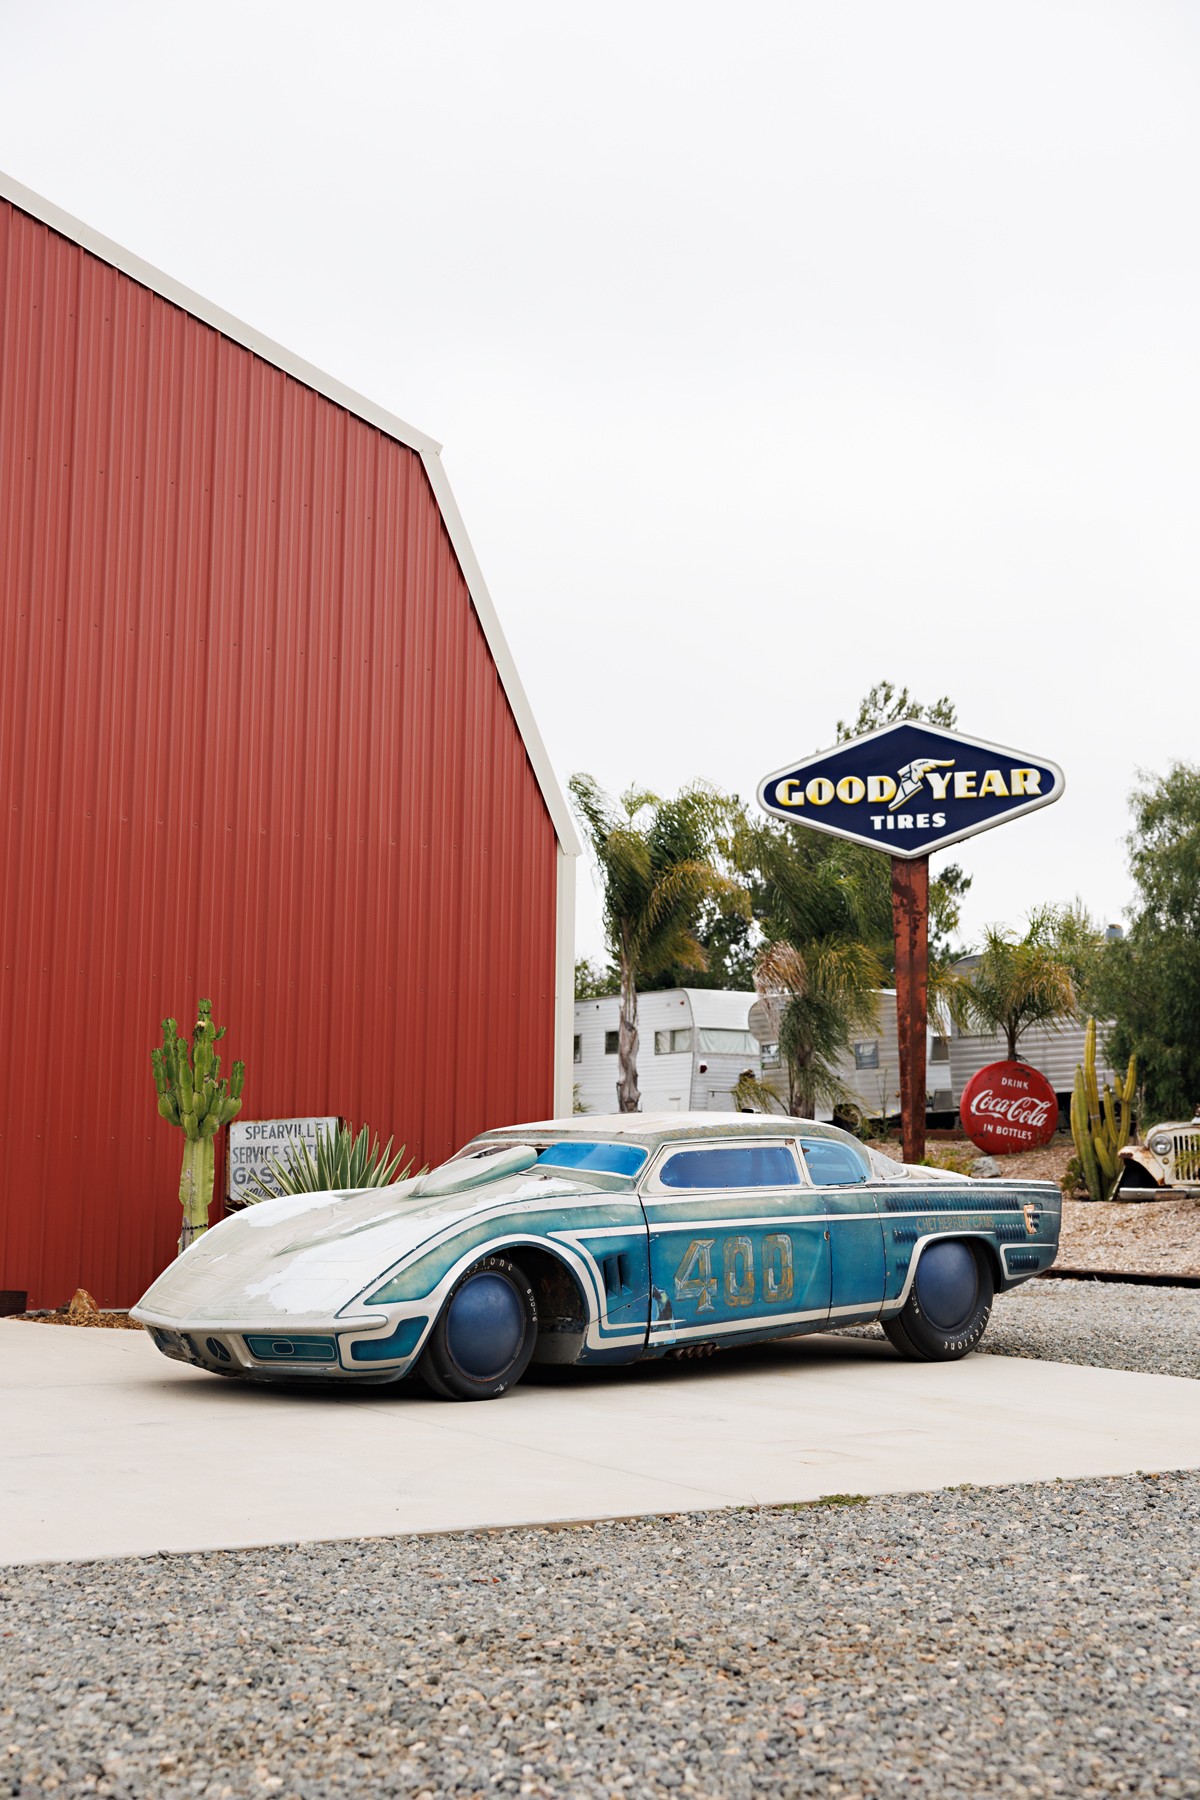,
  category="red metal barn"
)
[0,172,578,1310]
